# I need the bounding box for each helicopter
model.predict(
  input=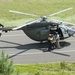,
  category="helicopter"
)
[0,7,75,44]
